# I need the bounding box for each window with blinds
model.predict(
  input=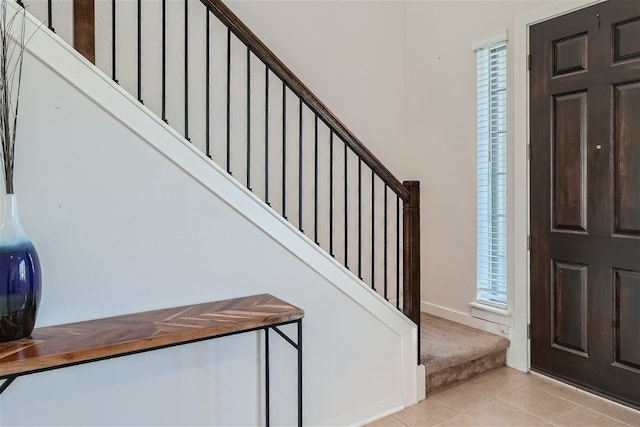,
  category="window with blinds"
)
[476,40,507,309]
